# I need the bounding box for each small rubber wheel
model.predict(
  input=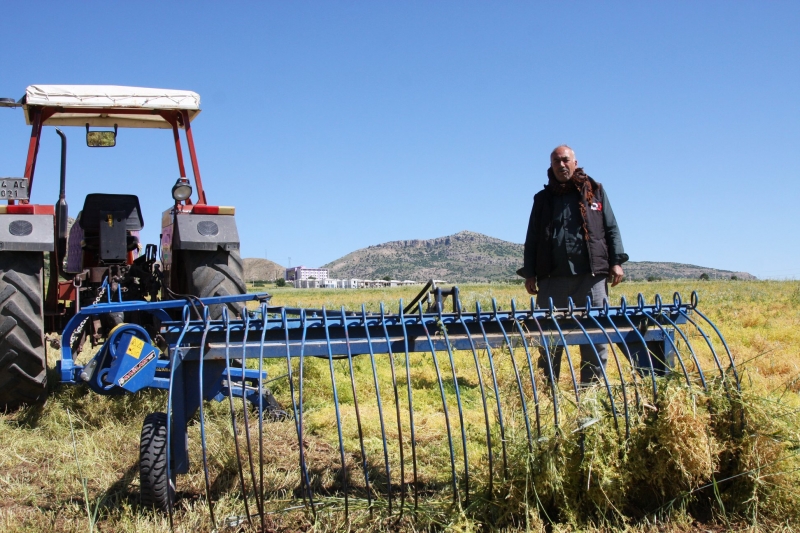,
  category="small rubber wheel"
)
[140,412,174,511]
